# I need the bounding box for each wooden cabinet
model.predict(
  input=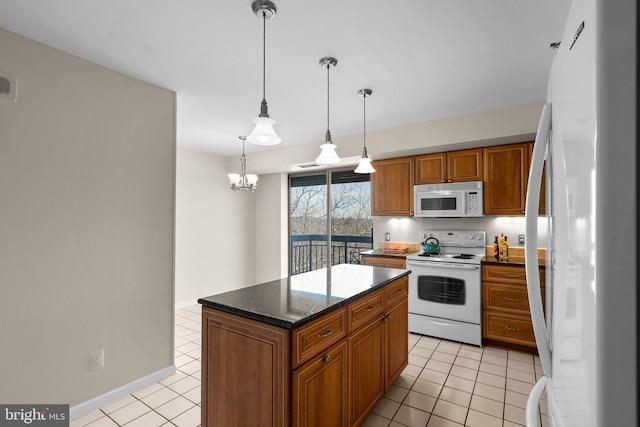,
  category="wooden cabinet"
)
[293,340,348,427]
[415,148,483,185]
[202,275,409,427]
[348,317,385,426]
[483,143,530,215]
[370,157,414,216]
[360,255,406,269]
[482,264,545,352]
[201,309,291,427]
[349,277,408,427]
